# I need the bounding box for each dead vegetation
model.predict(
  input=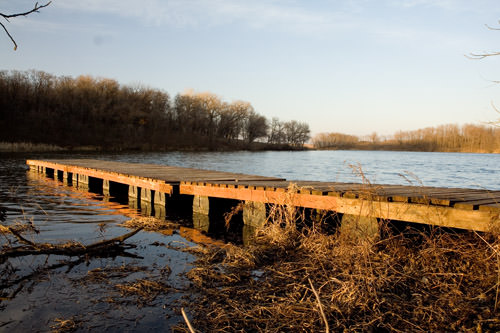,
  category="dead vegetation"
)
[50,317,81,333]
[115,279,171,307]
[179,203,500,332]
[119,216,178,231]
